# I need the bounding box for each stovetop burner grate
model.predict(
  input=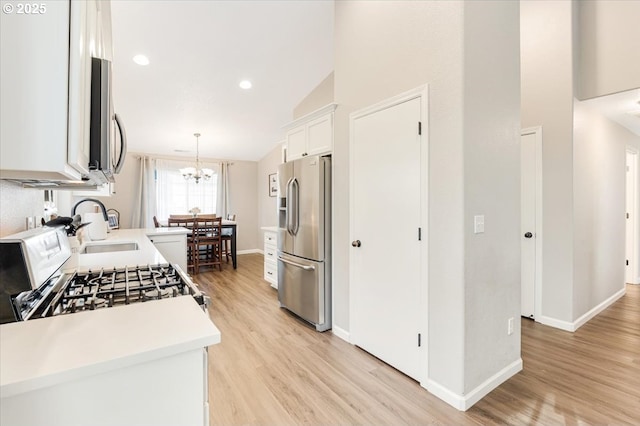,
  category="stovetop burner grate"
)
[43,264,202,317]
